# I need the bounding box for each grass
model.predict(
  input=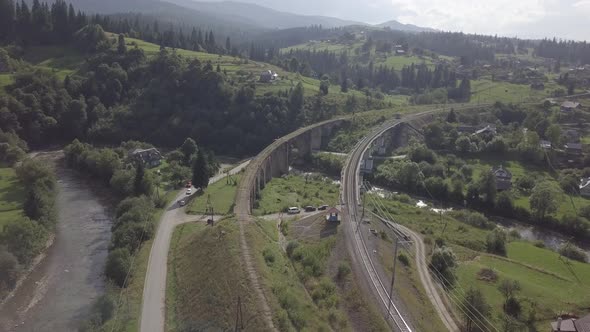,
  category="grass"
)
[367,195,590,331]
[0,166,25,233]
[0,74,13,93]
[186,174,241,215]
[253,174,340,215]
[456,241,590,330]
[281,40,364,53]
[470,79,552,104]
[20,45,83,81]
[166,218,267,331]
[581,136,590,144]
